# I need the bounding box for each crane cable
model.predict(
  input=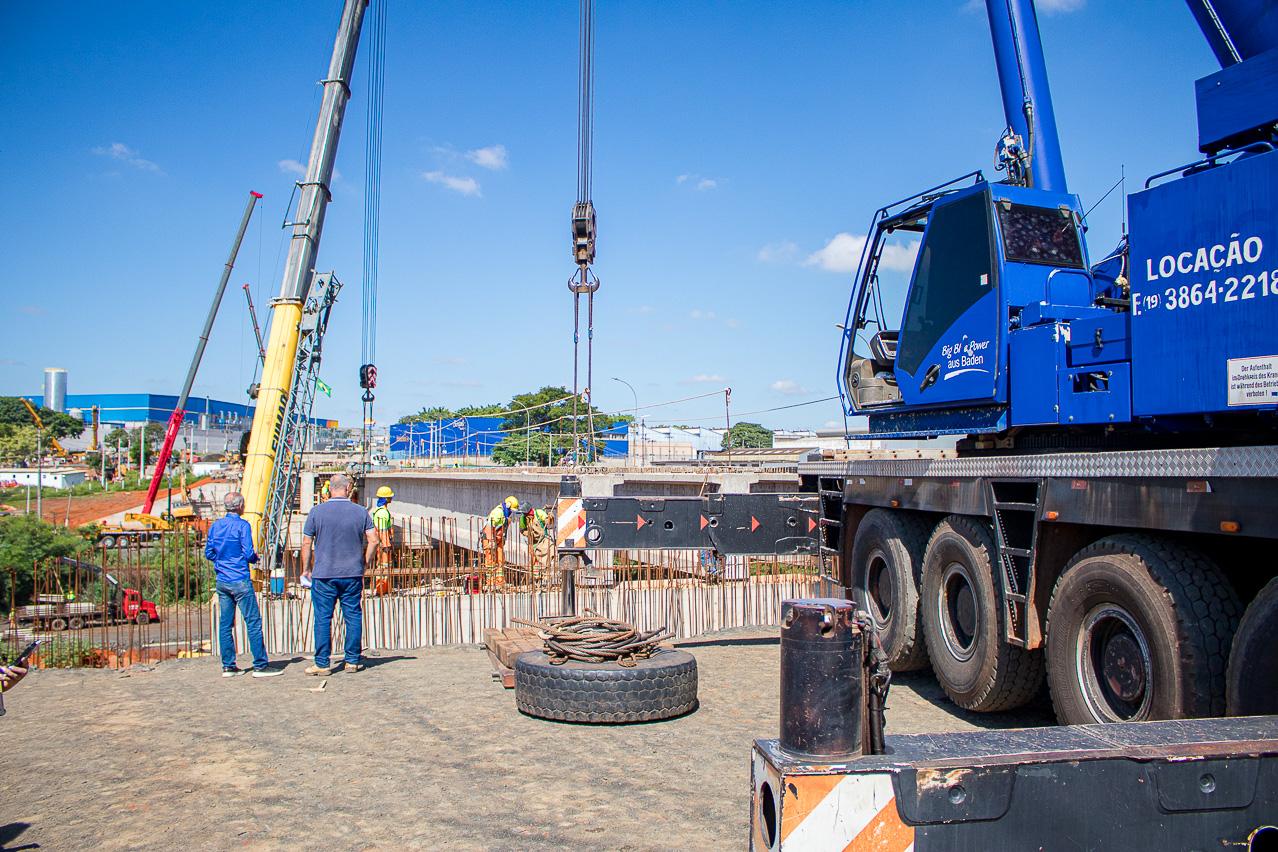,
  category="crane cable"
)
[360,0,387,469]
[569,0,599,466]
